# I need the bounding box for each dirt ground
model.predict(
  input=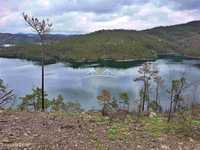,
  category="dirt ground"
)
[0,111,200,150]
